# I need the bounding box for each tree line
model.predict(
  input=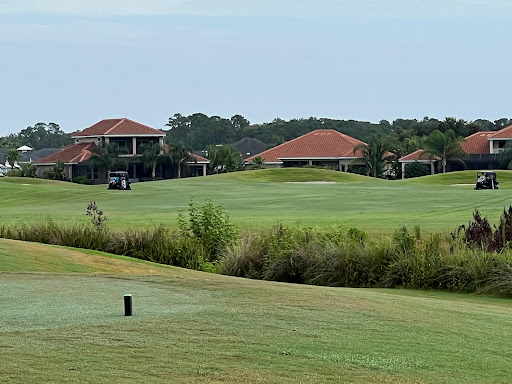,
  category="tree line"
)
[3,116,512,152]
[0,122,73,149]
[165,114,512,152]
